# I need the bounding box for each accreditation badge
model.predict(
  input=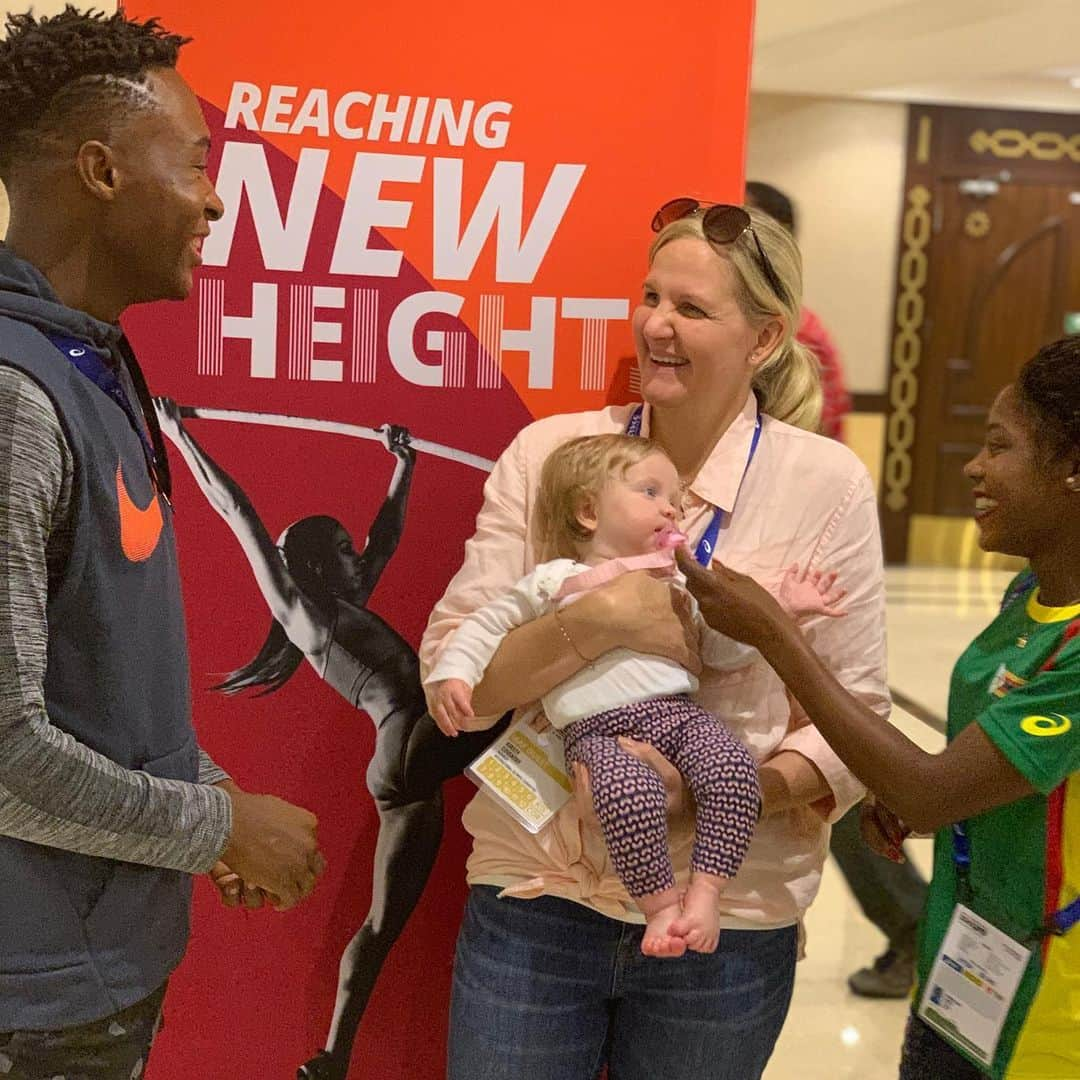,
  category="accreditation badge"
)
[466,709,572,833]
[917,904,1031,1067]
